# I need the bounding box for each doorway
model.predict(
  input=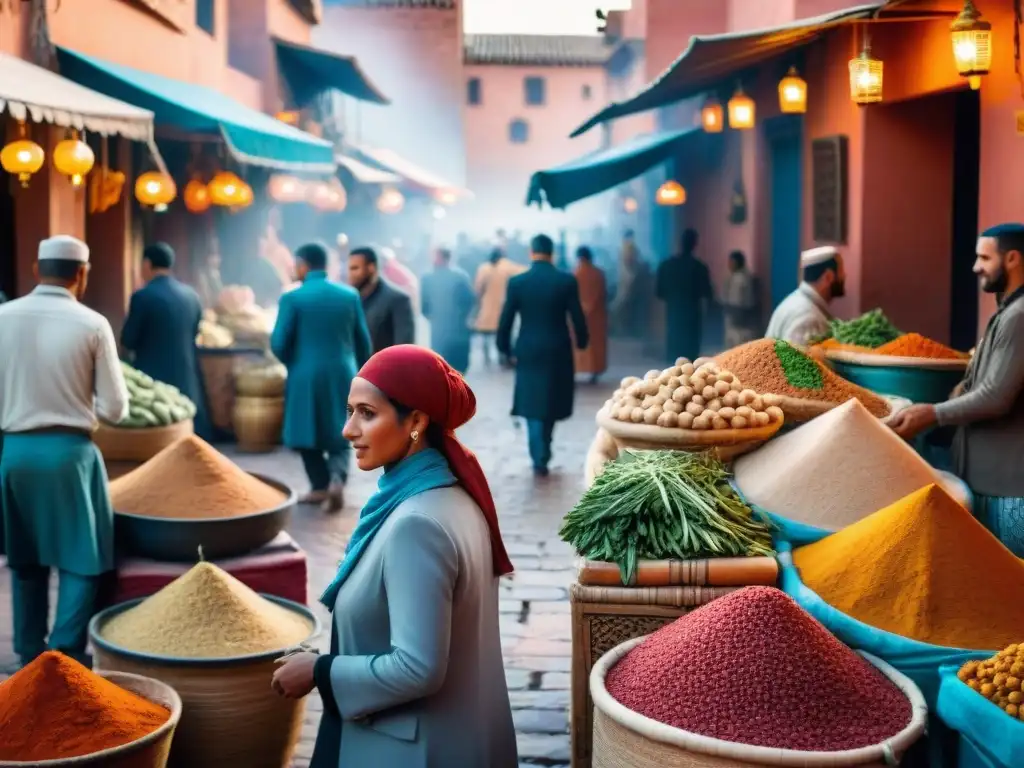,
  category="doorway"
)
[949,88,980,351]
[0,176,16,299]
[765,116,804,312]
